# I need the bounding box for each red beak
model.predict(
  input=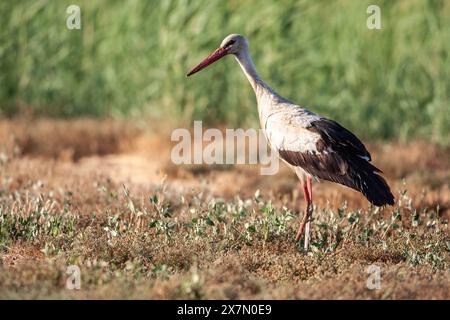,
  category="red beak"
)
[187,47,228,76]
